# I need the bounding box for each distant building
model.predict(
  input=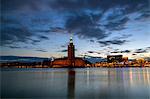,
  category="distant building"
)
[51,34,90,67]
[122,57,128,62]
[107,55,123,63]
